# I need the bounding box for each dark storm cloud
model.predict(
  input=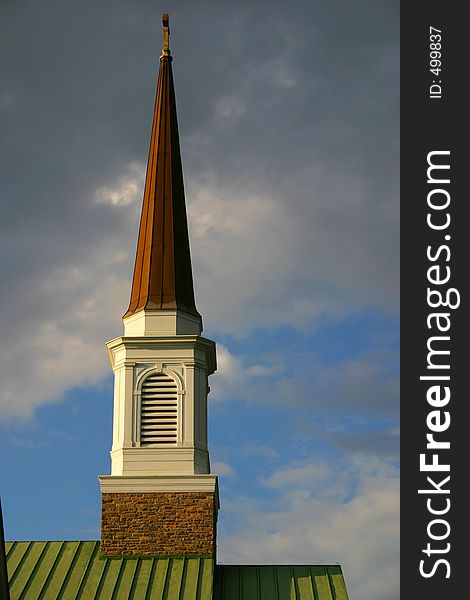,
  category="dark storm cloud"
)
[0,0,398,409]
